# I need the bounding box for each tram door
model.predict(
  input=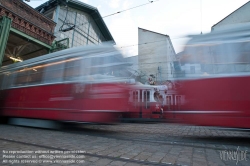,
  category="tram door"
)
[174,95,183,119]
[131,90,150,118]
[141,90,150,118]
[166,95,173,110]
[165,95,174,118]
[131,90,140,118]
[164,94,183,119]
[175,95,182,110]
